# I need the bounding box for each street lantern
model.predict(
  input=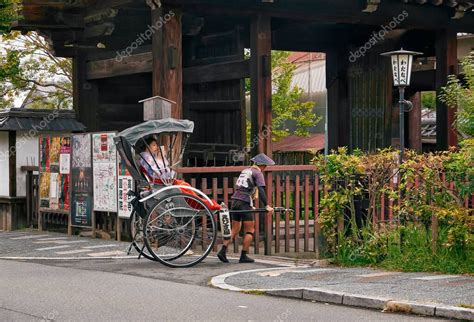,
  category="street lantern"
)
[381,48,423,161]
